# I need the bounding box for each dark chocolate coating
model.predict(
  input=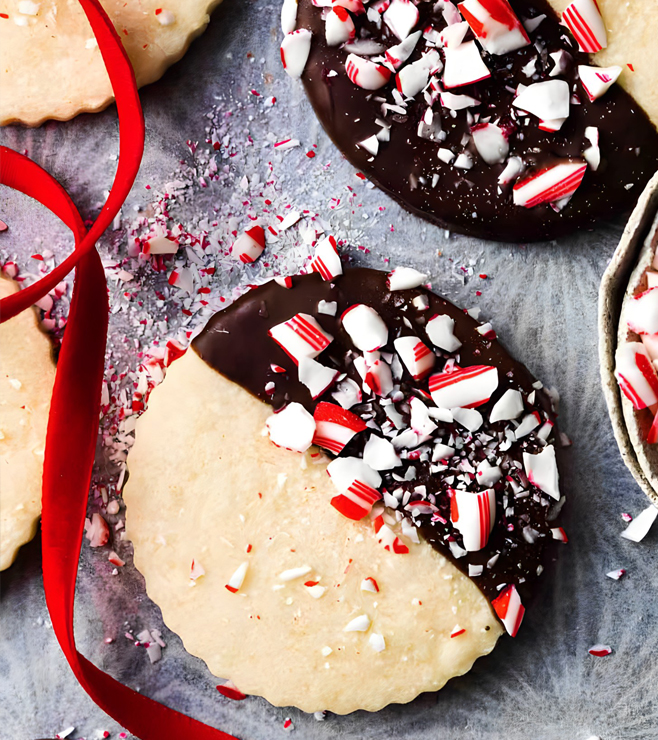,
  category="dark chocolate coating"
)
[193,268,562,604]
[296,0,658,242]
